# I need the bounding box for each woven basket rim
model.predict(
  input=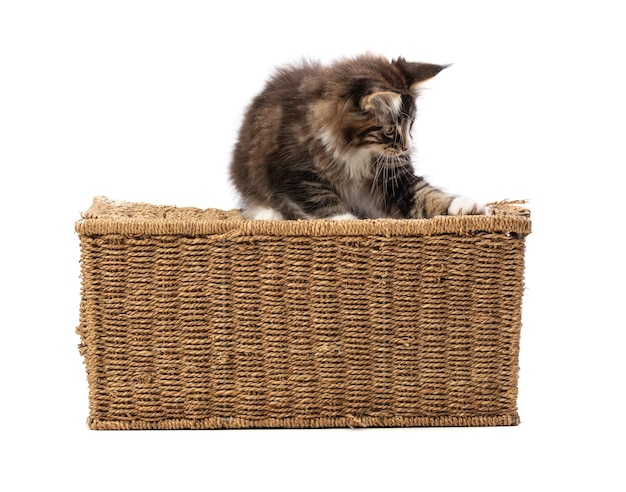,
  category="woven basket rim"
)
[75,196,531,237]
